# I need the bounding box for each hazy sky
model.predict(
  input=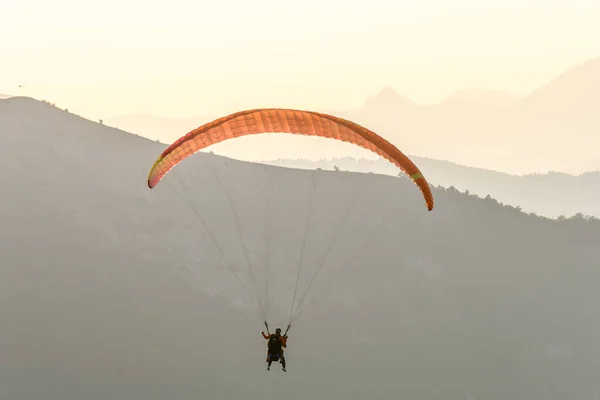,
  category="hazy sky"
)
[2,0,599,120]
